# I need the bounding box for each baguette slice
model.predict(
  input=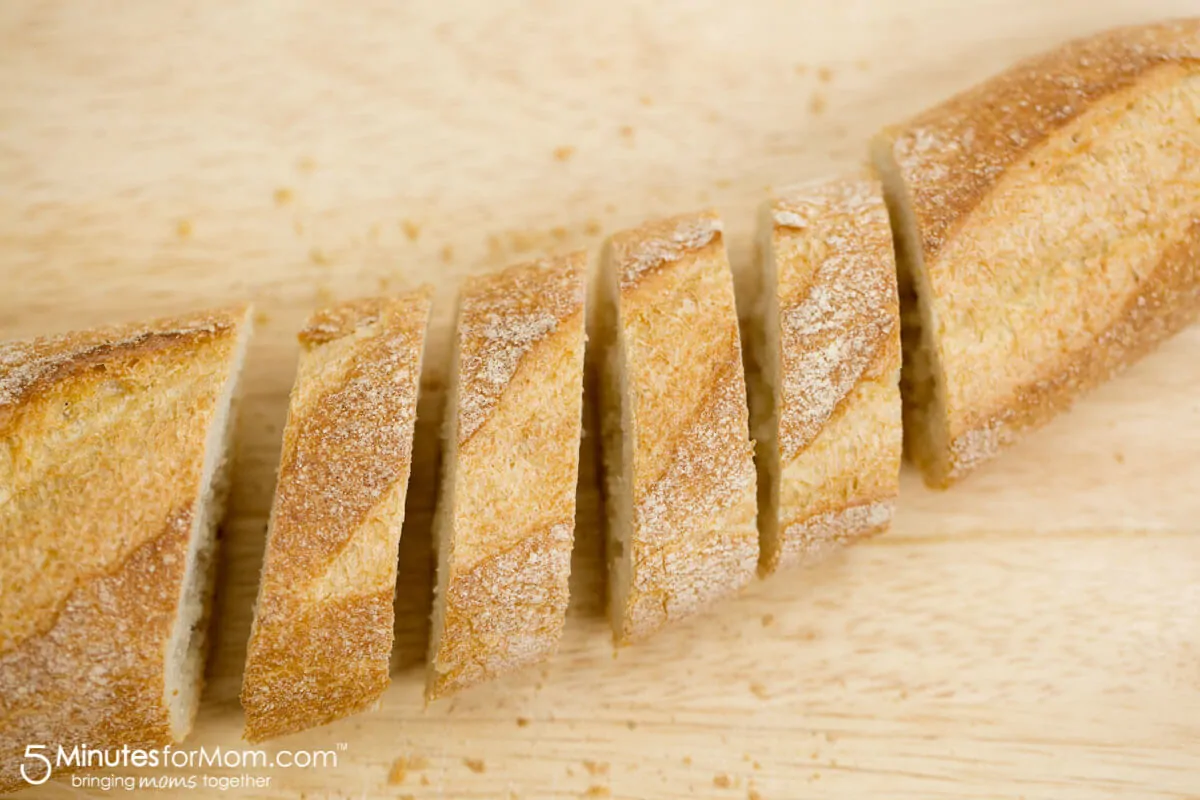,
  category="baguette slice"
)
[747,177,902,574]
[426,254,586,700]
[872,19,1200,487]
[598,210,758,645]
[241,289,432,741]
[0,306,252,792]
